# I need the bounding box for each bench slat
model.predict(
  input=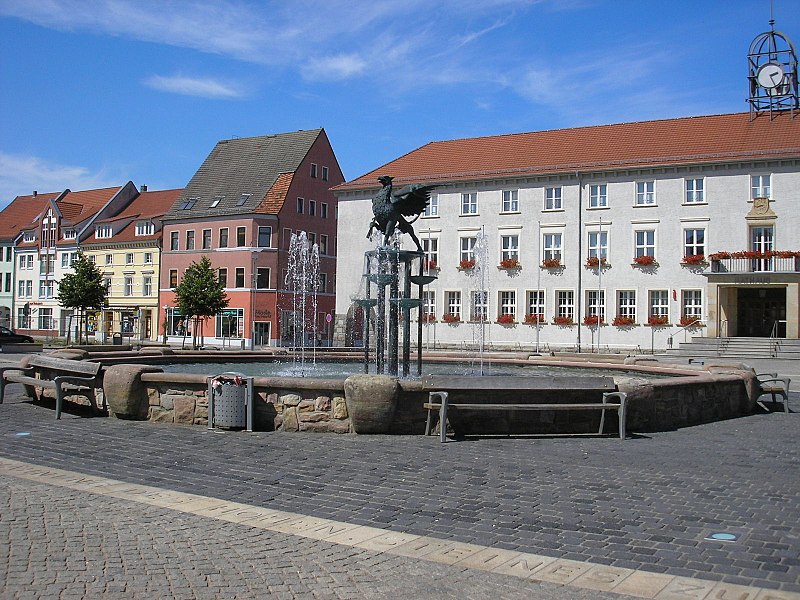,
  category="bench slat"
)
[421,375,614,392]
[27,356,101,376]
[424,402,622,411]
